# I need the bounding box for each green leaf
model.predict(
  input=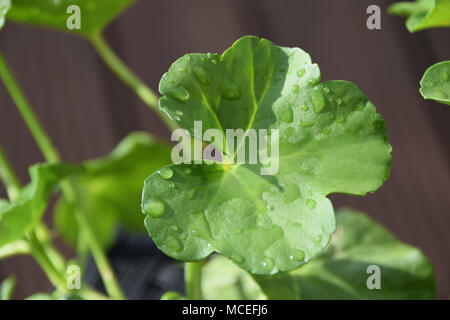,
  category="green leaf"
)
[0,276,16,300]
[388,0,450,32]
[7,0,136,37]
[0,0,10,31]
[0,163,82,249]
[54,132,172,249]
[253,208,436,299]
[25,293,55,300]
[143,36,392,275]
[202,255,266,300]
[161,291,187,300]
[420,60,450,105]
